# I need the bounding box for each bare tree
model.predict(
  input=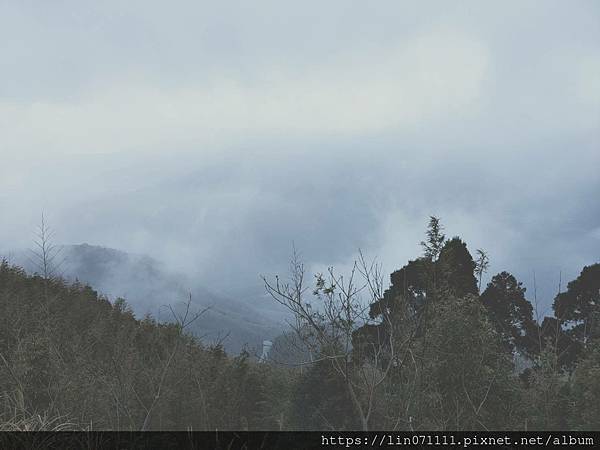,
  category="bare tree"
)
[262,248,401,431]
[29,213,64,281]
[474,249,490,292]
